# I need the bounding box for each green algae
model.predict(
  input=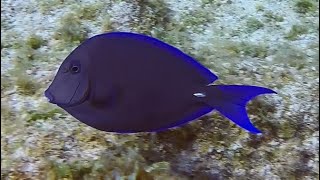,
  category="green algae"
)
[263,11,284,22]
[195,113,250,154]
[1,17,9,30]
[246,17,264,33]
[246,99,279,147]
[242,44,268,58]
[1,76,13,93]
[8,51,42,96]
[15,45,37,62]
[1,103,15,121]
[226,42,269,58]
[26,34,45,50]
[132,0,214,34]
[11,34,48,69]
[43,147,150,179]
[273,44,308,69]
[140,124,201,163]
[181,9,214,31]
[255,4,265,12]
[1,0,319,179]
[54,13,88,44]
[133,0,172,35]
[153,23,193,55]
[285,24,309,40]
[101,15,114,33]
[26,108,64,123]
[201,0,216,4]
[16,76,40,96]
[294,0,317,14]
[278,121,298,139]
[45,158,175,179]
[38,0,64,14]
[48,162,73,179]
[2,31,23,49]
[73,3,103,20]
[135,168,154,180]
